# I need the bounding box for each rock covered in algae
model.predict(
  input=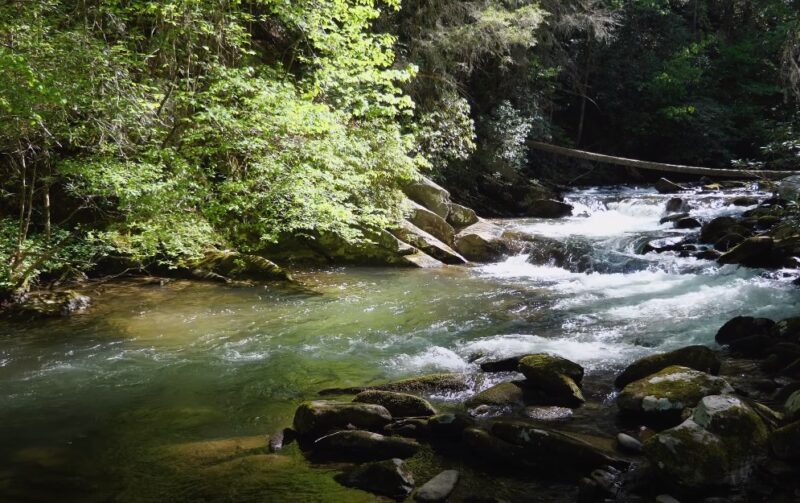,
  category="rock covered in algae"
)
[617,365,733,422]
[643,395,769,489]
